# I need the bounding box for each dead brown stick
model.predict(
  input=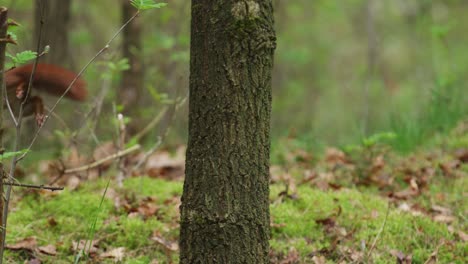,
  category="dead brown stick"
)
[3,182,64,191]
[64,144,141,174]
